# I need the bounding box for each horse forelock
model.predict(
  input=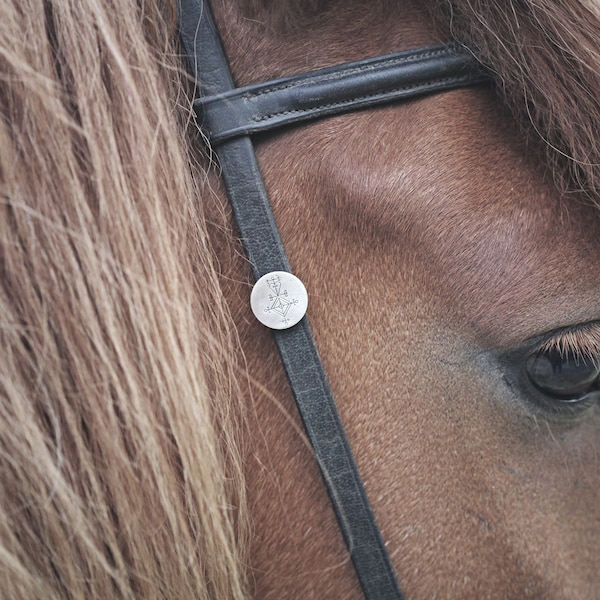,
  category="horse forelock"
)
[433,0,600,205]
